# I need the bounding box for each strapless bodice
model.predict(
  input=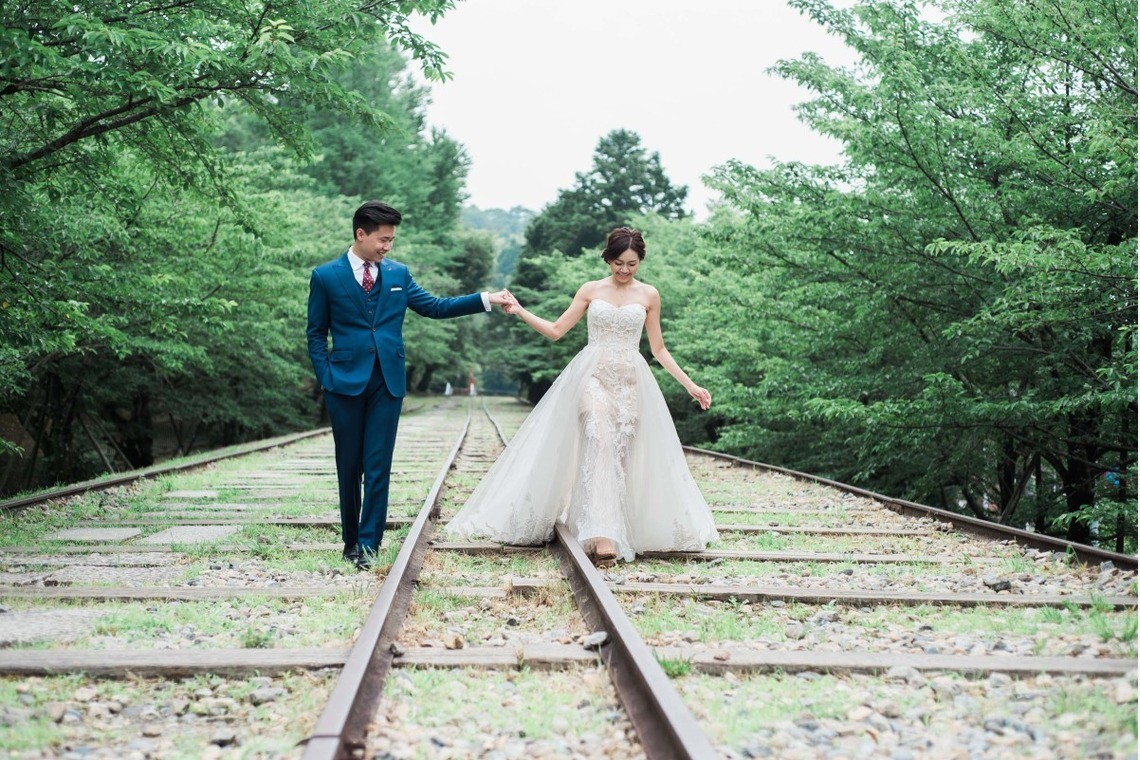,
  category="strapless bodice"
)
[586,300,645,350]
